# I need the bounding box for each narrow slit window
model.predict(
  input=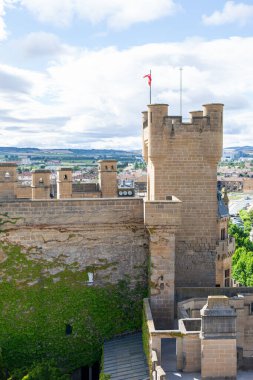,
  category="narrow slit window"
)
[221,228,226,241]
[65,324,72,335]
[224,269,230,287]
